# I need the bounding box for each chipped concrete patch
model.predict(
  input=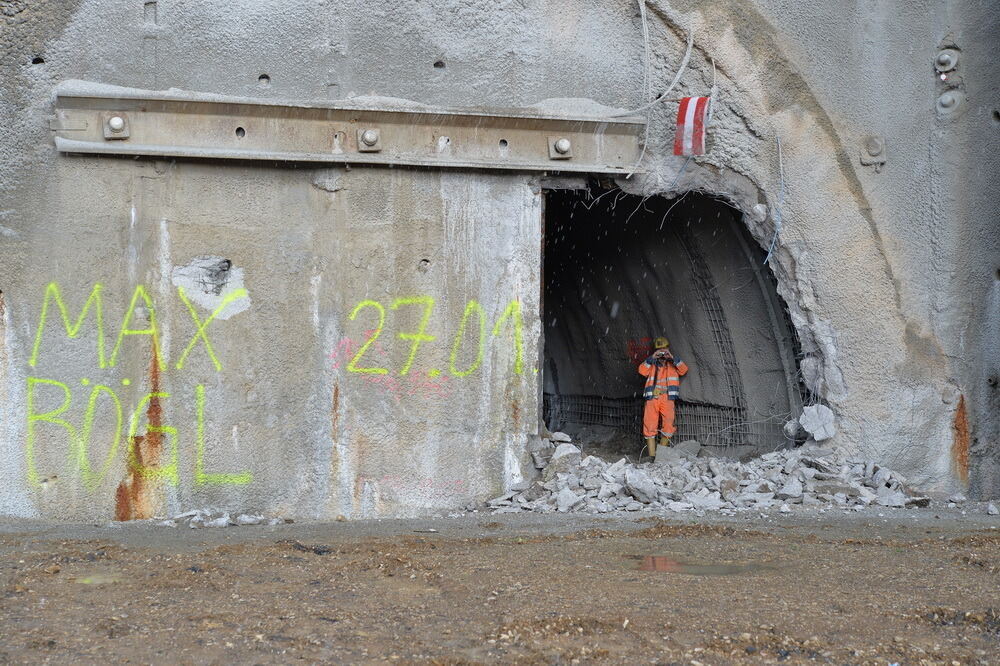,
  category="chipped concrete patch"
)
[170,256,250,320]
